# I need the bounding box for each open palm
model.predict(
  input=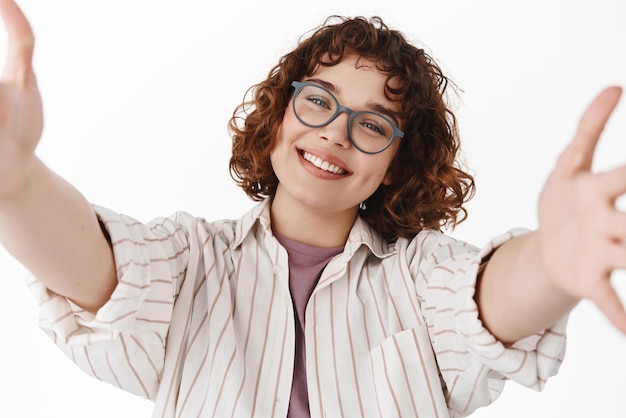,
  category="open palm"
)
[538,86,626,334]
